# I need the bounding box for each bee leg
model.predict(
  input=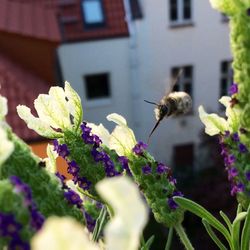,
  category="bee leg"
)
[144,100,159,106]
